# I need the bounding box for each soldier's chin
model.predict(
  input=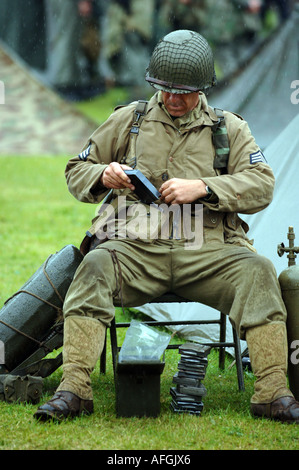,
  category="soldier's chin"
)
[167,106,185,116]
